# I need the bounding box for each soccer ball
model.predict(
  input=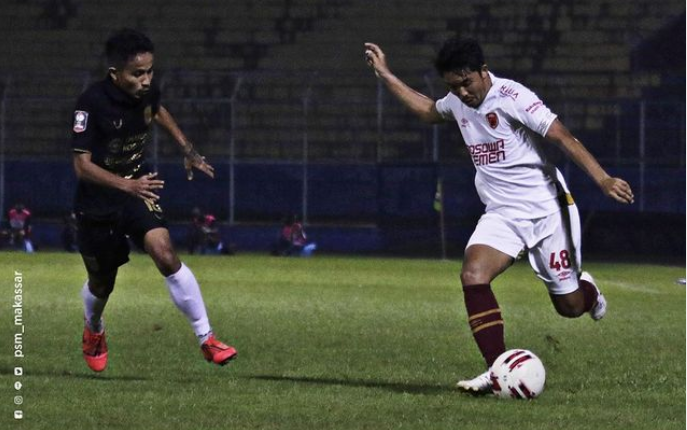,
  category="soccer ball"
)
[490,349,546,399]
